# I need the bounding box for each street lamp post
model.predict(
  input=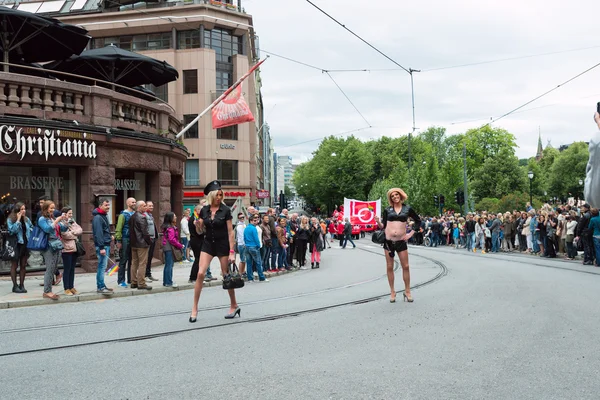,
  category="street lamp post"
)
[528,171,534,207]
